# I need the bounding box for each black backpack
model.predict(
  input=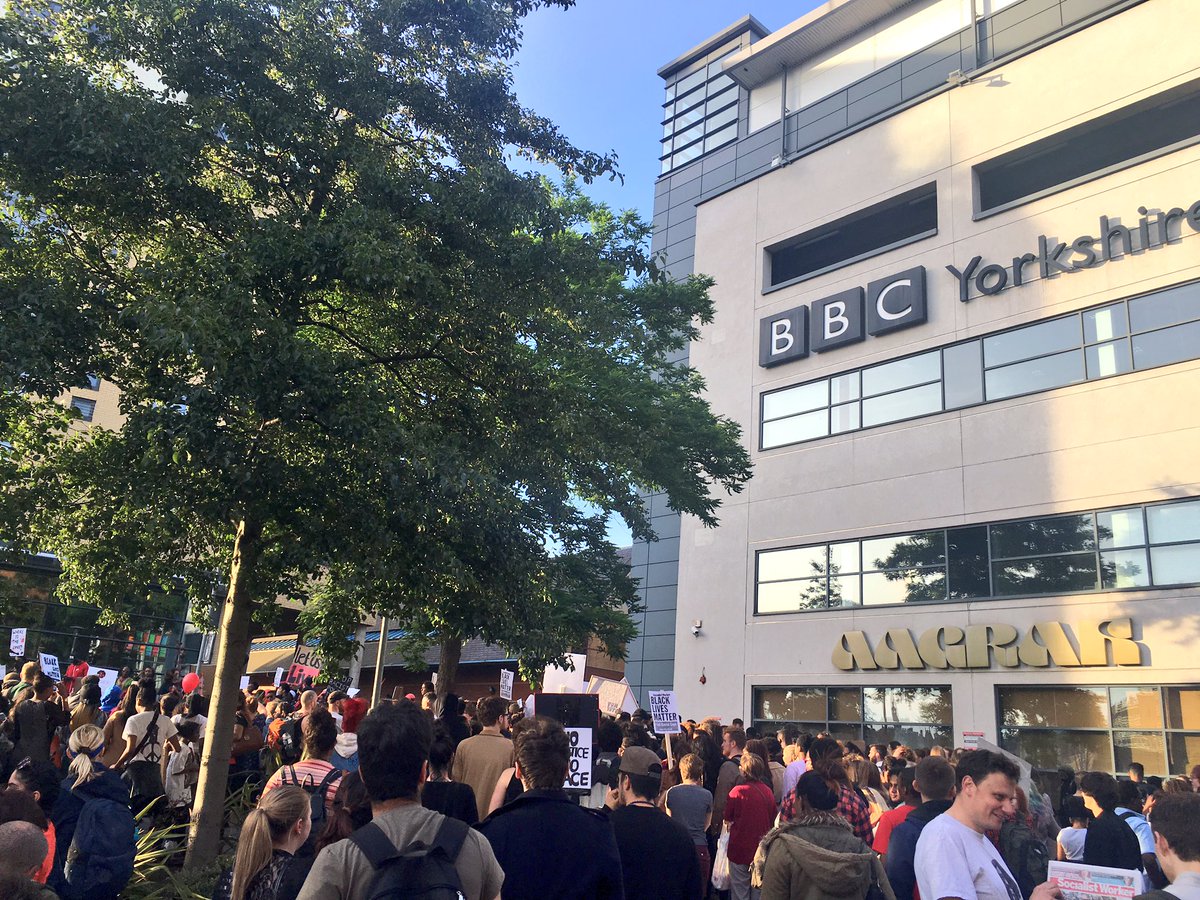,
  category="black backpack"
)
[349,816,468,900]
[278,717,304,764]
[998,817,1049,900]
[279,765,342,846]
